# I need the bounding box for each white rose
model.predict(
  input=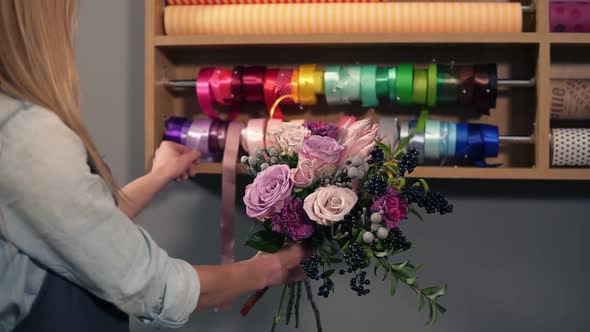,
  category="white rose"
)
[267,123,311,155]
[303,185,358,226]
